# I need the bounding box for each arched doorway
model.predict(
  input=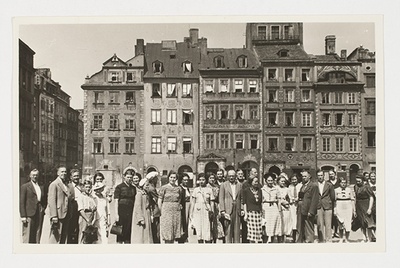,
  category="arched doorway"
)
[178,165,194,187]
[241,161,259,180]
[205,162,219,179]
[268,165,281,177]
[349,164,360,185]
